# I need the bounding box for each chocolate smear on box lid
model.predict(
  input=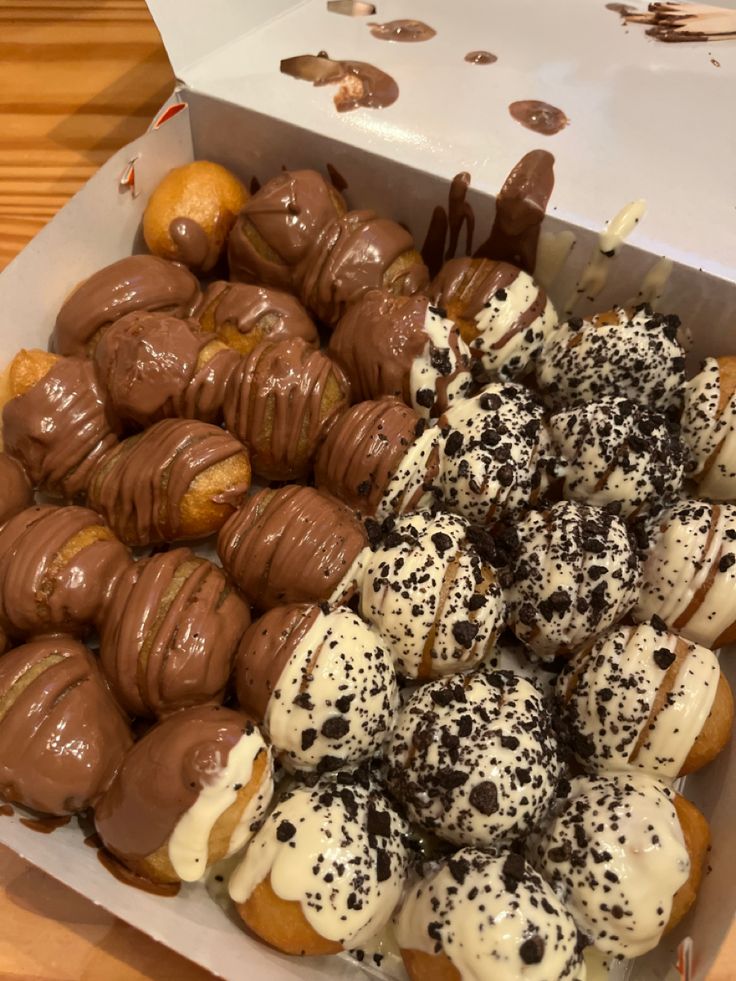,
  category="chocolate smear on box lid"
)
[607,2,736,42]
[327,0,376,14]
[368,20,436,41]
[475,149,555,274]
[465,50,497,64]
[280,54,399,111]
[421,172,475,278]
[509,100,569,136]
[169,217,210,269]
